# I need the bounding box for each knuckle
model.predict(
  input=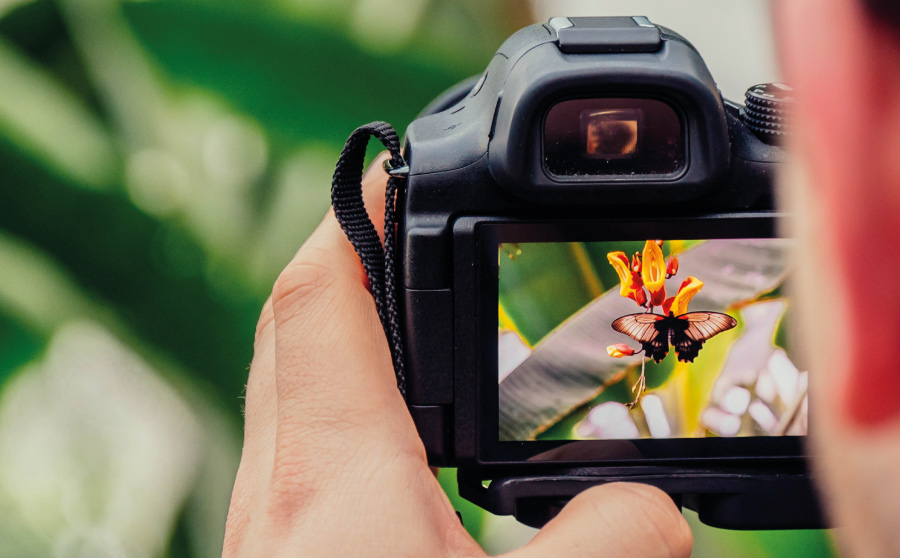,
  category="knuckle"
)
[266,450,321,523]
[265,420,349,515]
[265,431,363,526]
[271,249,338,323]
